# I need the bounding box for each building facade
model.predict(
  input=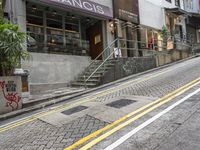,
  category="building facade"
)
[3,0,113,89]
[139,0,188,52]
[112,0,140,57]
[184,0,200,43]
[2,0,198,91]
